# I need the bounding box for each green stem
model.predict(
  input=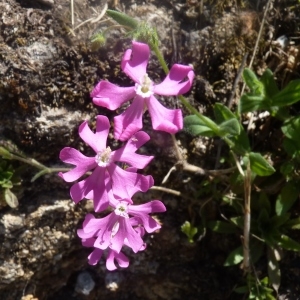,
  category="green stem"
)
[151,43,169,75]
[0,149,71,181]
